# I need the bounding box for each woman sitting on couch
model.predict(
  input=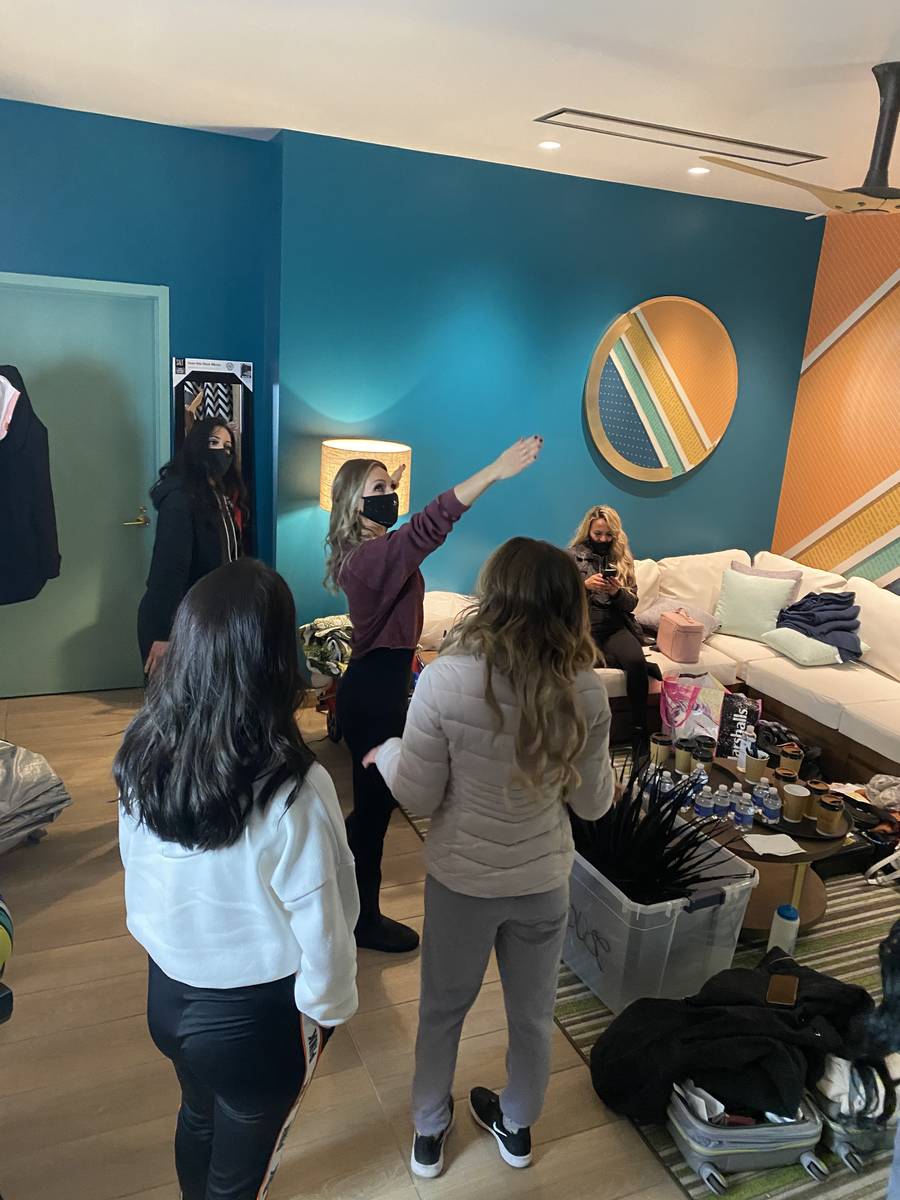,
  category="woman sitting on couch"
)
[569,505,651,749]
